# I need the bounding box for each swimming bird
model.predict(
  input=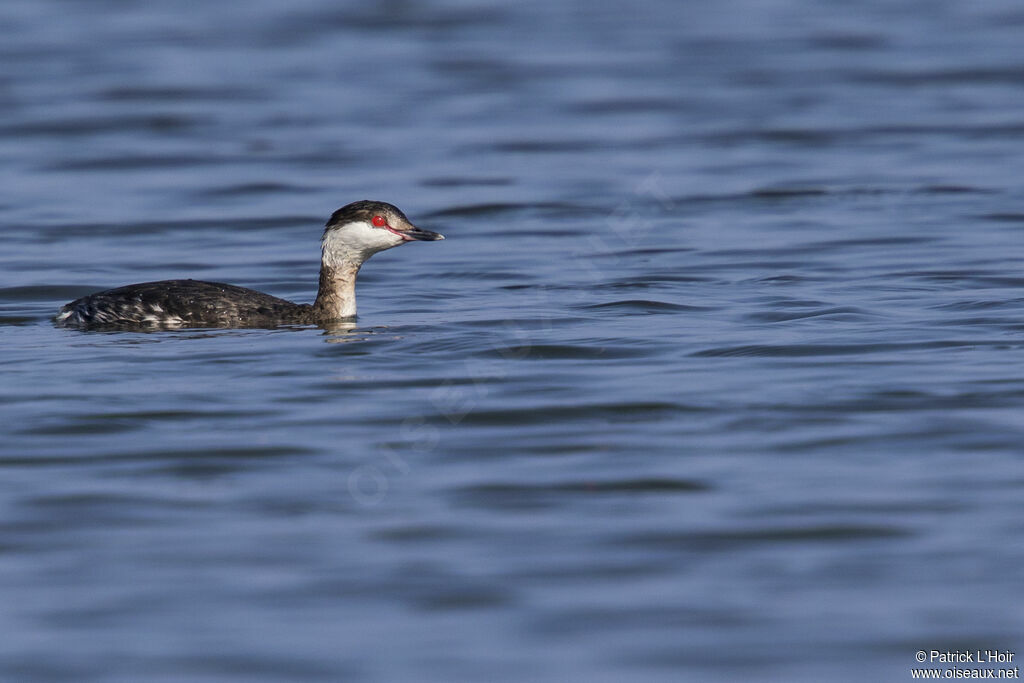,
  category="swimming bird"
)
[55,200,443,328]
